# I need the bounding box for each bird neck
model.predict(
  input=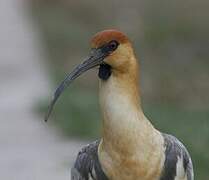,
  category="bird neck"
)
[98,59,165,179]
[99,59,156,152]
